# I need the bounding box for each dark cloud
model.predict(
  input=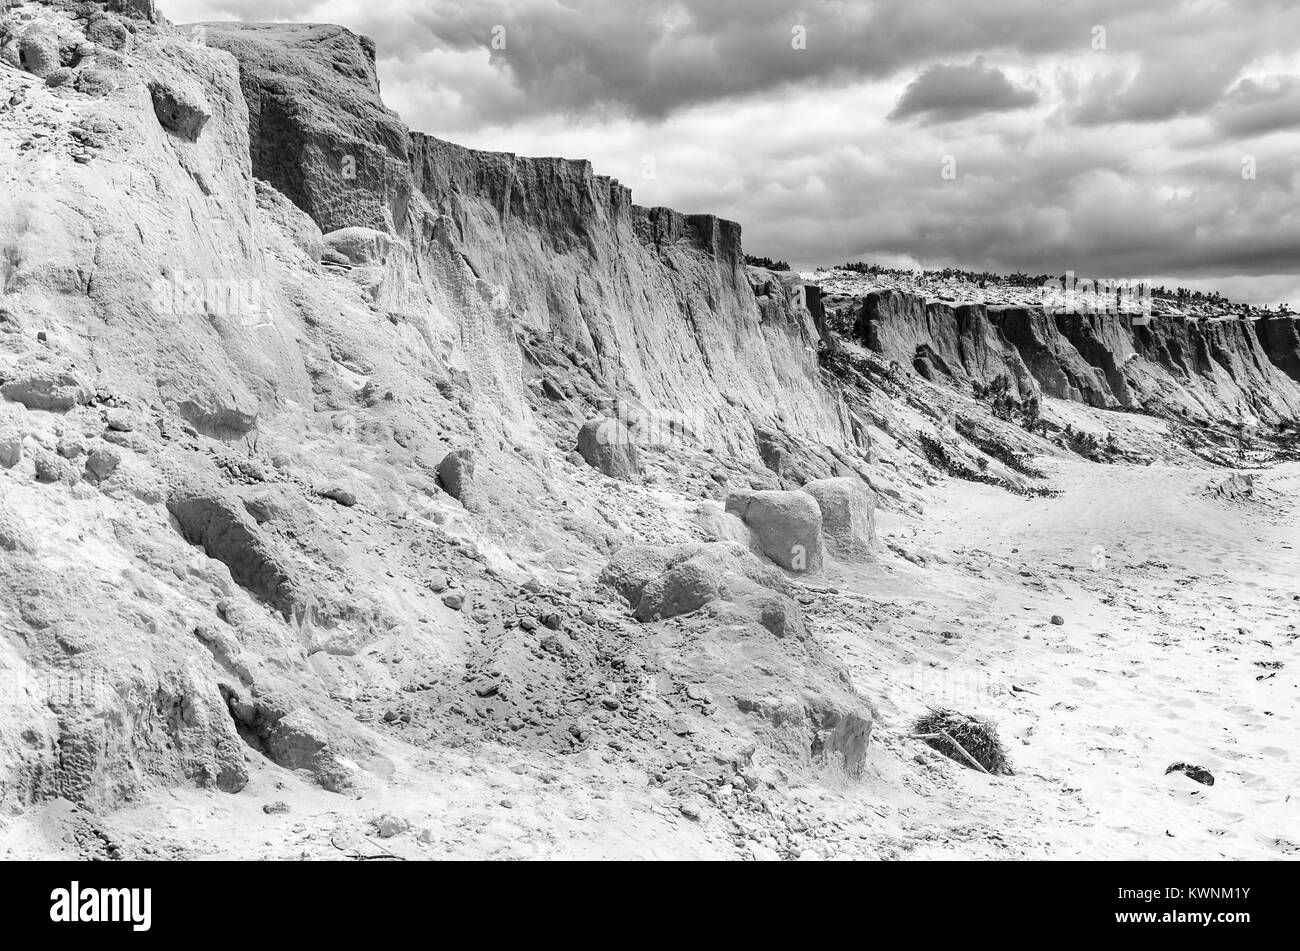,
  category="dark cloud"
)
[1216,75,1300,136]
[181,0,1167,120]
[1070,52,1248,126]
[177,0,1300,126]
[889,60,1037,123]
[168,0,1300,304]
